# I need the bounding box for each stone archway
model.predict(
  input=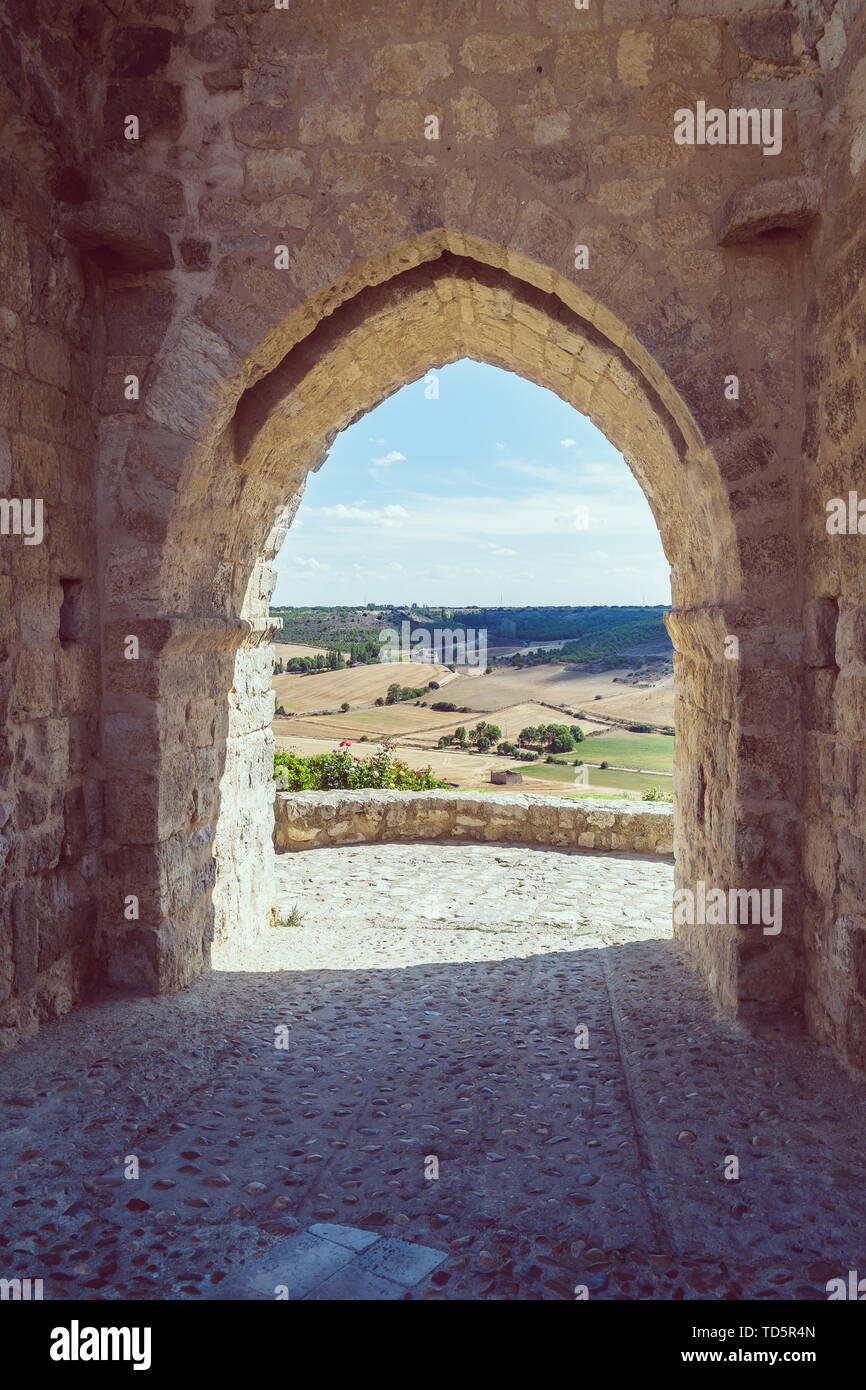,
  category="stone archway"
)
[98,236,804,1025]
[12,0,866,1065]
